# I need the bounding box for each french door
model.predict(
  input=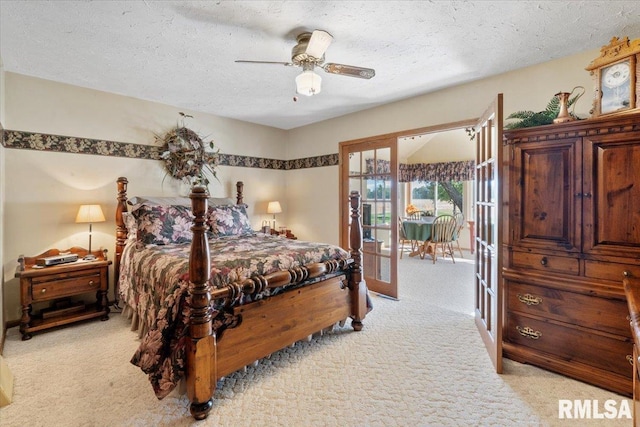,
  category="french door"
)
[474,94,504,373]
[339,137,398,299]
